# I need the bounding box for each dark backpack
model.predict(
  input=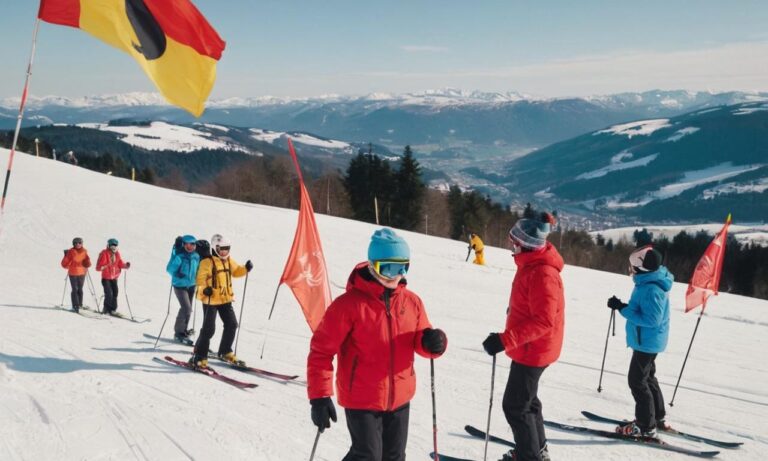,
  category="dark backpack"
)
[196,239,211,259]
[172,236,184,256]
